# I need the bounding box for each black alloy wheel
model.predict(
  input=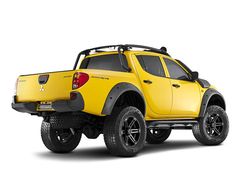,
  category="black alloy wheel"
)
[192,105,229,145]
[205,113,224,137]
[121,116,141,146]
[103,106,146,157]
